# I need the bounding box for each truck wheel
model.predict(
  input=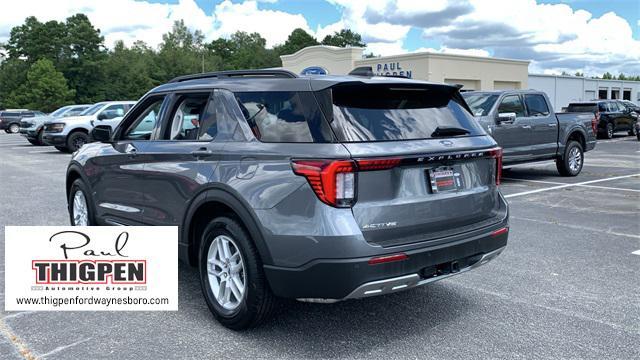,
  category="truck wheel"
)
[37,129,45,145]
[629,125,637,136]
[199,216,278,330]
[27,139,39,145]
[557,140,583,177]
[605,123,614,139]
[66,132,89,152]
[8,123,19,133]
